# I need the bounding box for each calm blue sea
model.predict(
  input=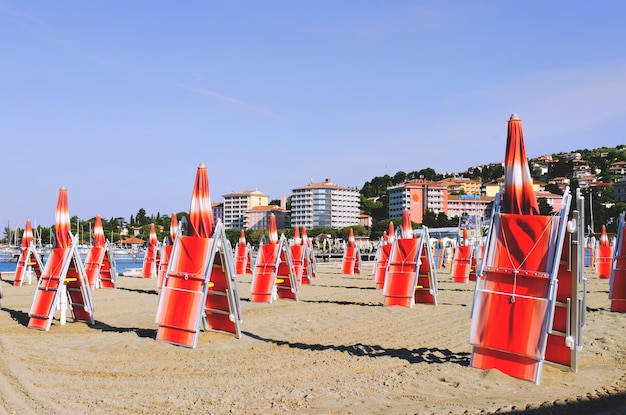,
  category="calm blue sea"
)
[0,259,143,275]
